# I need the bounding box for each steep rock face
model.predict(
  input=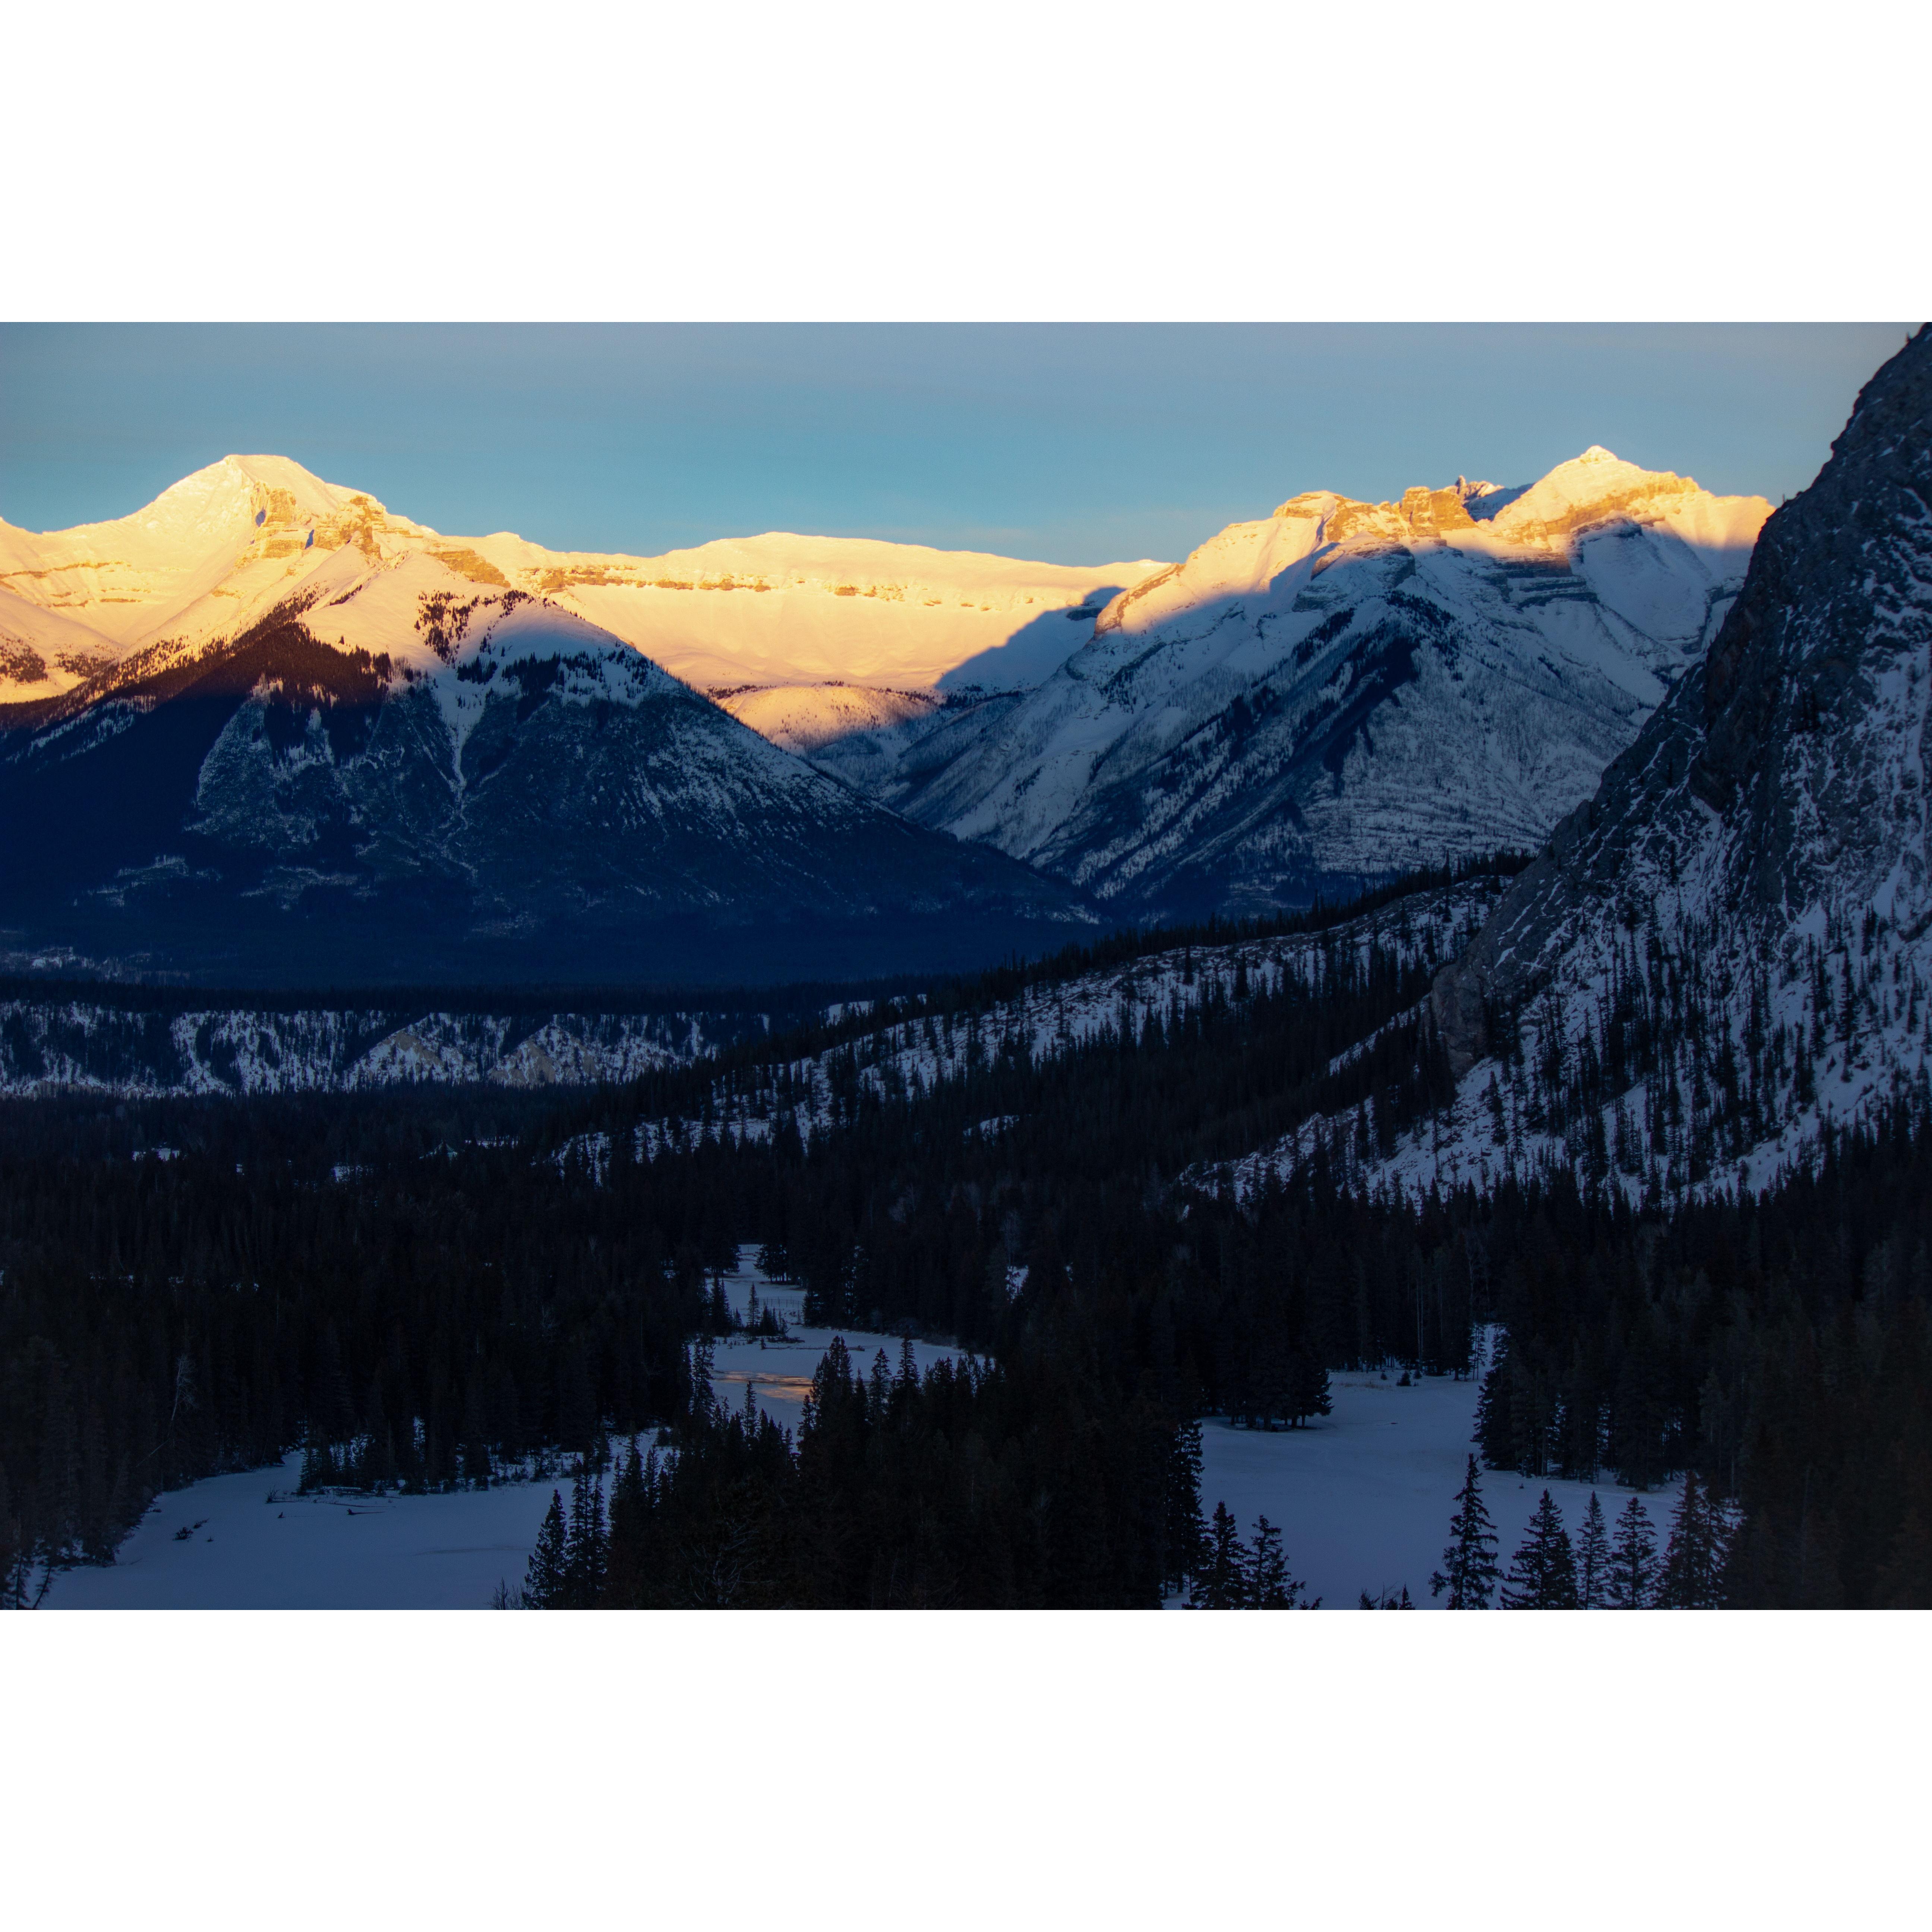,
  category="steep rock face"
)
[1438,328,1932,1060]
[842,451,1768,918]
[0,555,1092,986]
[1351,325,1932,1200]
